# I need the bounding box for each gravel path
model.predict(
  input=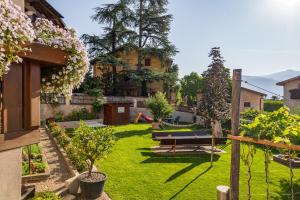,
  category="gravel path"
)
[25,129,72,192]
